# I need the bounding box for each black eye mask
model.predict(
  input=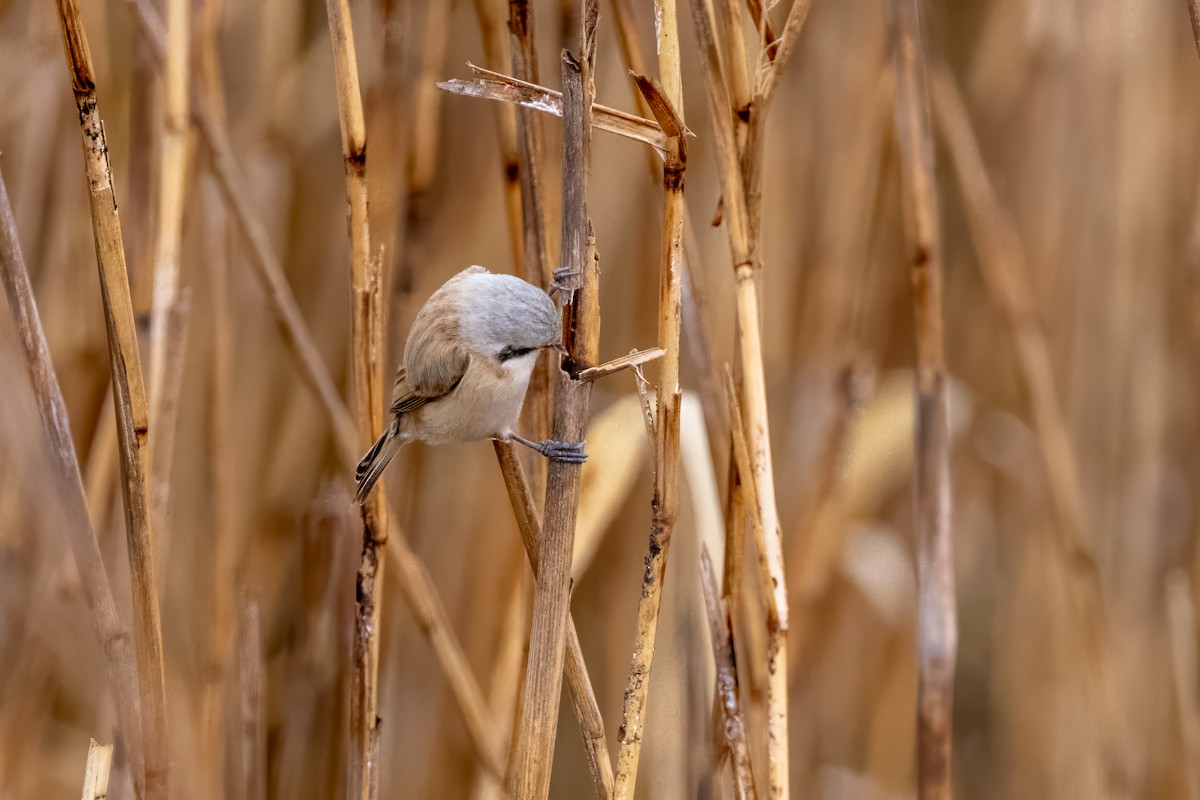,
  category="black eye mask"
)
[497,345,536,363]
